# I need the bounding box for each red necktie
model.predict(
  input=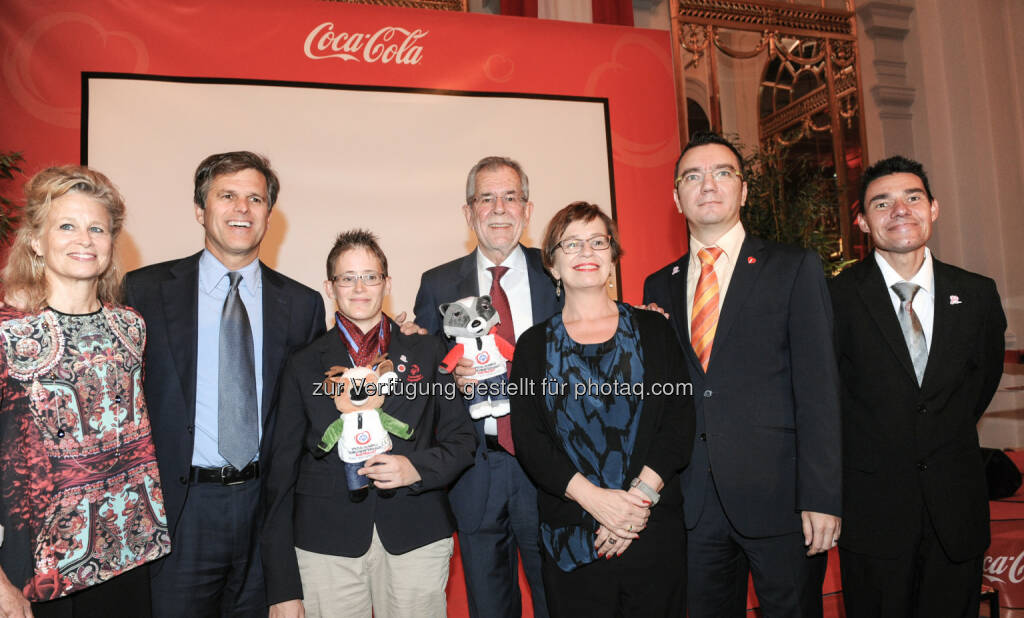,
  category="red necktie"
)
[488,266,516,454]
